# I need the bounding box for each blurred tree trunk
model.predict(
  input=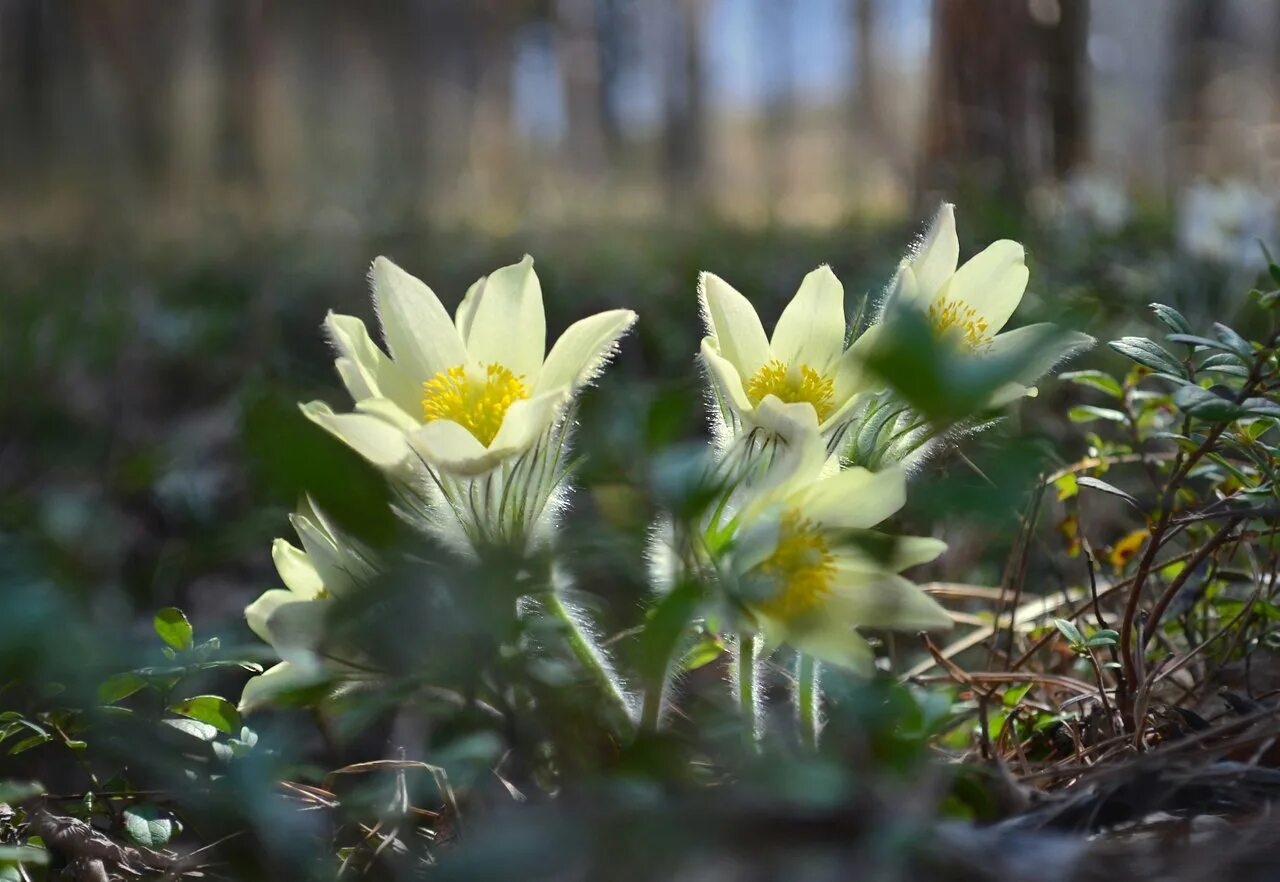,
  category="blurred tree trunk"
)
[470,2,520,220]
[852,0,882,142]
[595,0,629,153]
[0,0,51,179]
[557,0,608,175]
[1168,0,1225,183]
[661,0,706,208]
[761,0,794,218]
[919,0,1033,203]
[1039,0,1089,178]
